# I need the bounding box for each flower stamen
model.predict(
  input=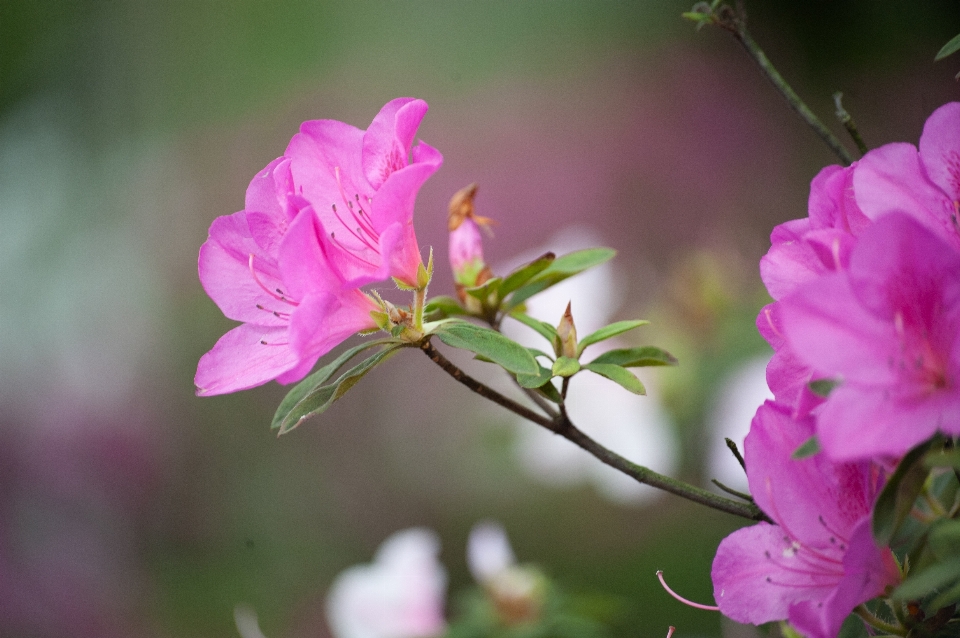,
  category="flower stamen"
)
[656,571,720,611]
